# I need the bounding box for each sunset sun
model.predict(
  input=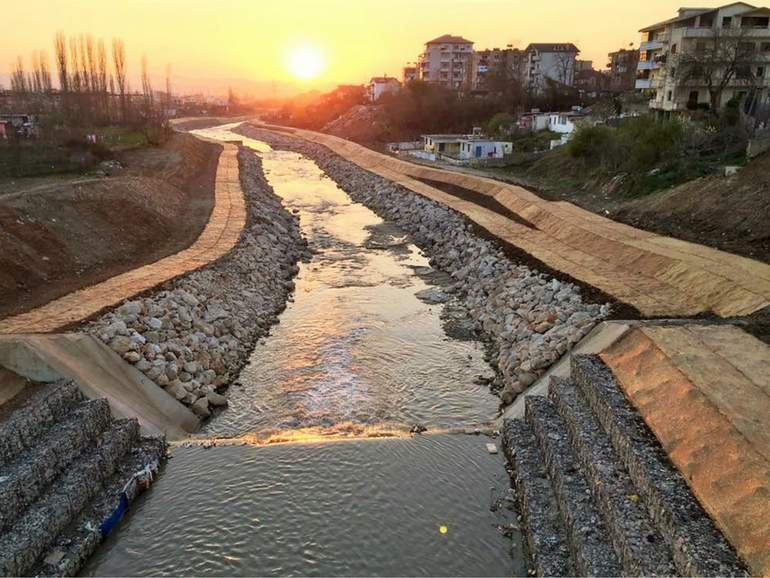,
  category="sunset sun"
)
[287,44,326,80]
